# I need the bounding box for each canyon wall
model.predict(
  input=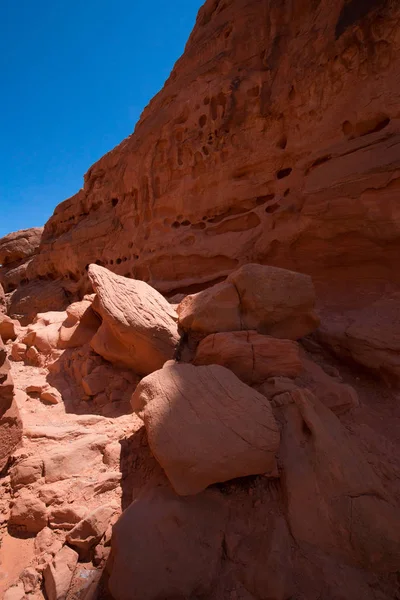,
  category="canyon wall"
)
[7,0,397,312]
